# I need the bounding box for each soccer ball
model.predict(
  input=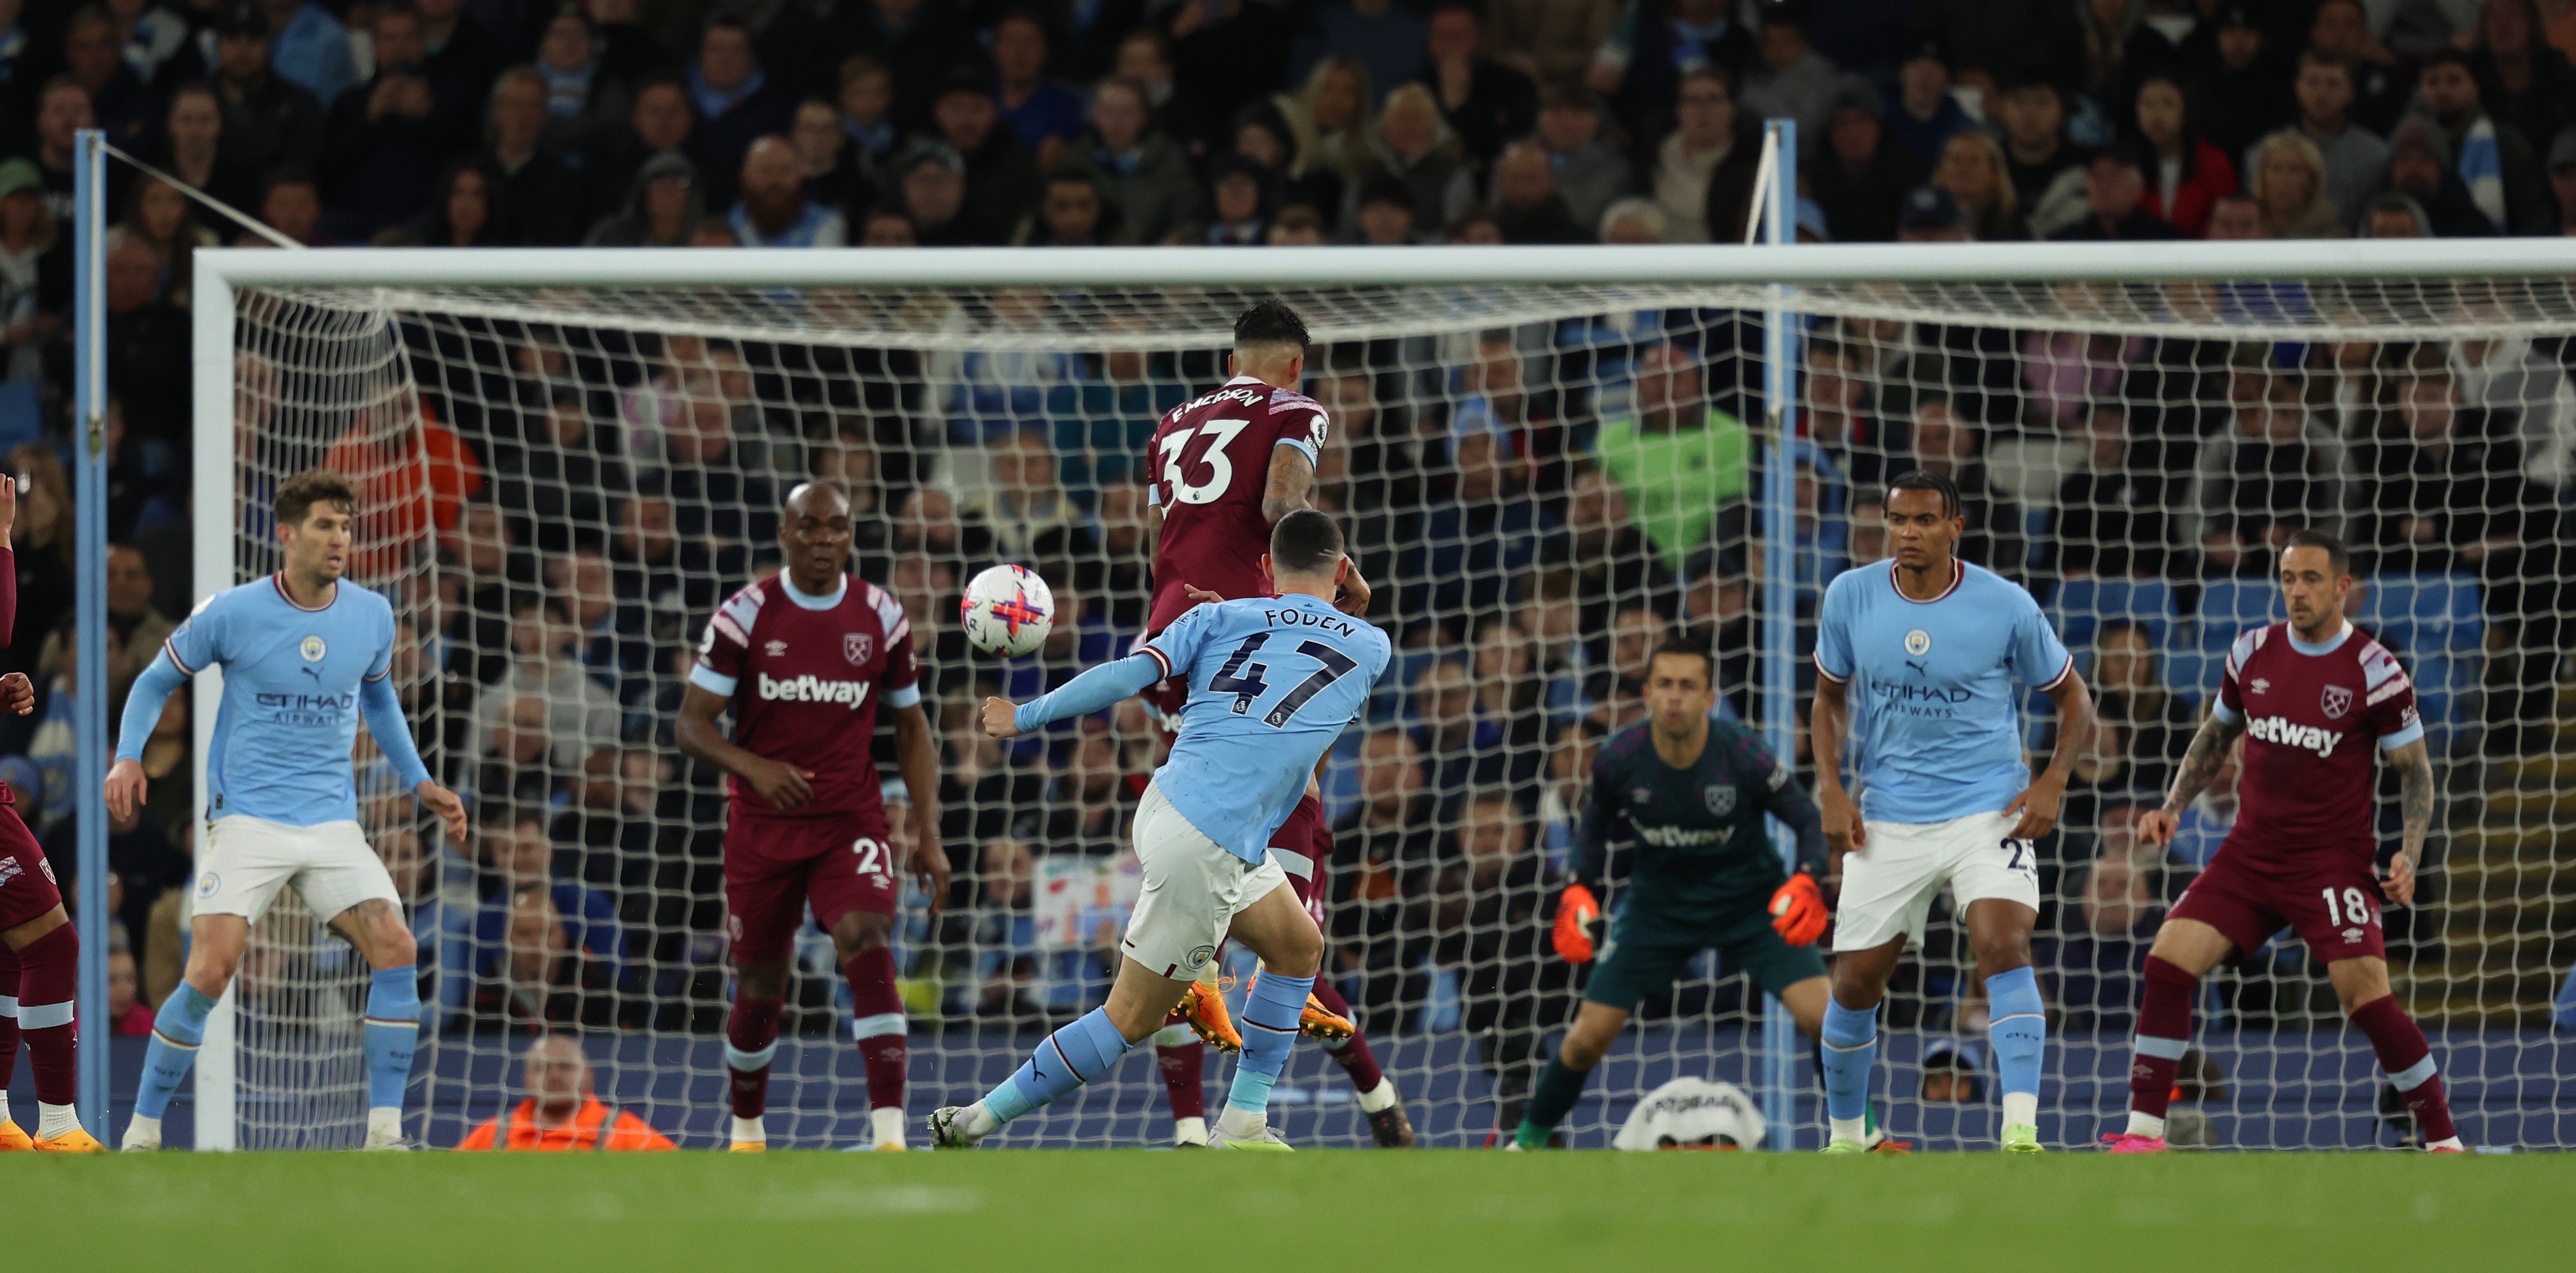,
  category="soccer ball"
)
[960,564,1055,657]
